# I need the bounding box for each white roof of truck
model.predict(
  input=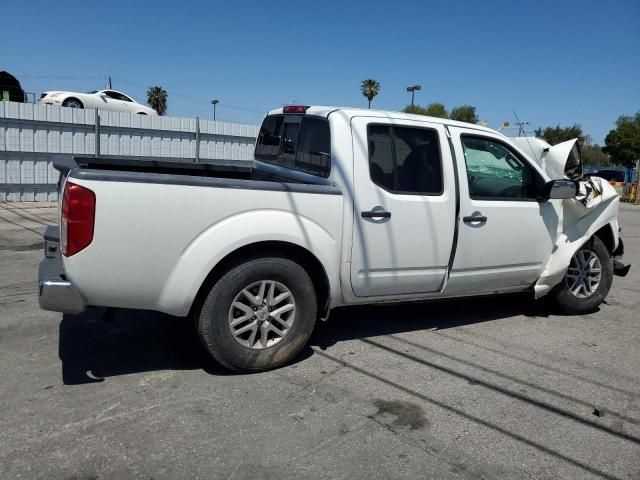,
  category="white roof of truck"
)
[267,105,504,137]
